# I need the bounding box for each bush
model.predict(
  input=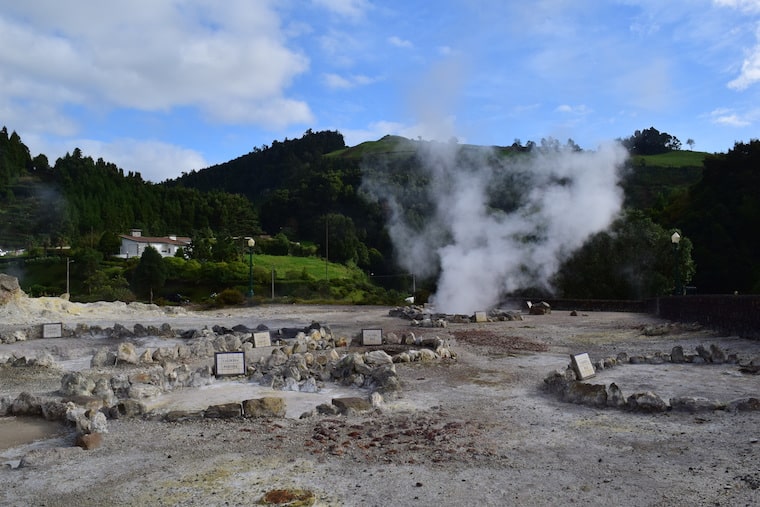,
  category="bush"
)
[215,288,245,305]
